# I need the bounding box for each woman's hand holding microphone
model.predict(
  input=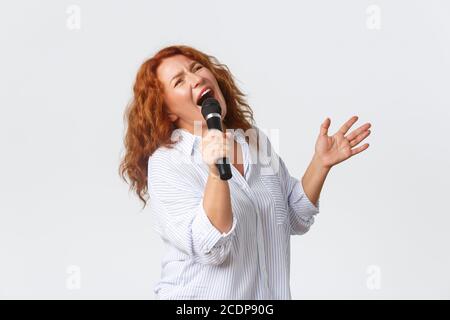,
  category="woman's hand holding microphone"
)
[200,129,233,179]
[199,129,234,233]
